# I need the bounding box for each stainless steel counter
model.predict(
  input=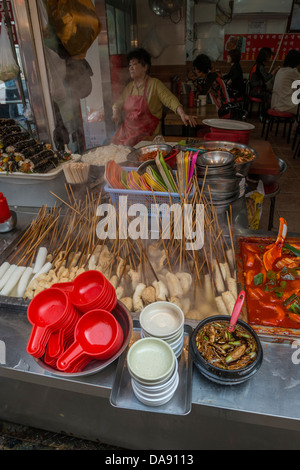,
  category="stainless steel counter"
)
[1,209,300,449]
